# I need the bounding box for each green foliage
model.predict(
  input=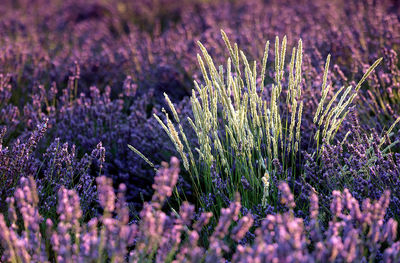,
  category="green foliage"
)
[132,30,382,215]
